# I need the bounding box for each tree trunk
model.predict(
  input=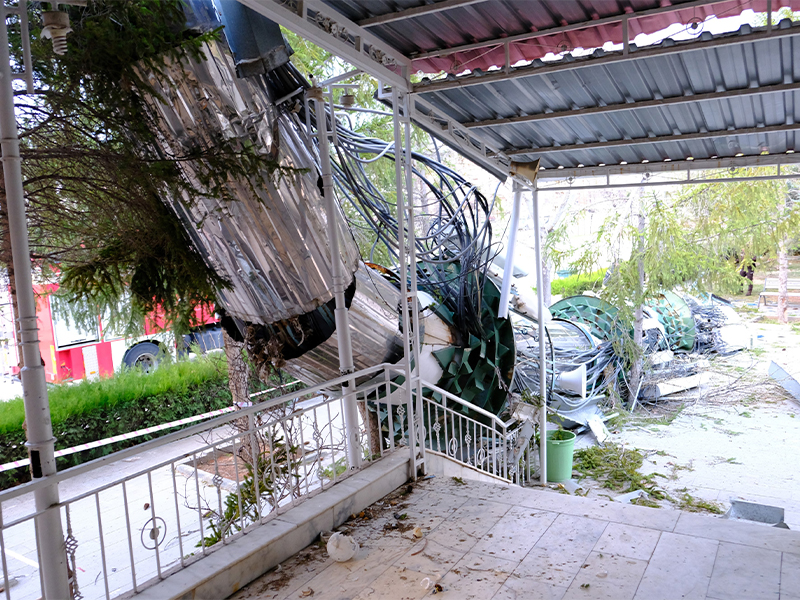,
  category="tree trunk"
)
[223,328,251,406]
[777,238,789,324]
[628,199,646,409]
[0,171,21,367]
